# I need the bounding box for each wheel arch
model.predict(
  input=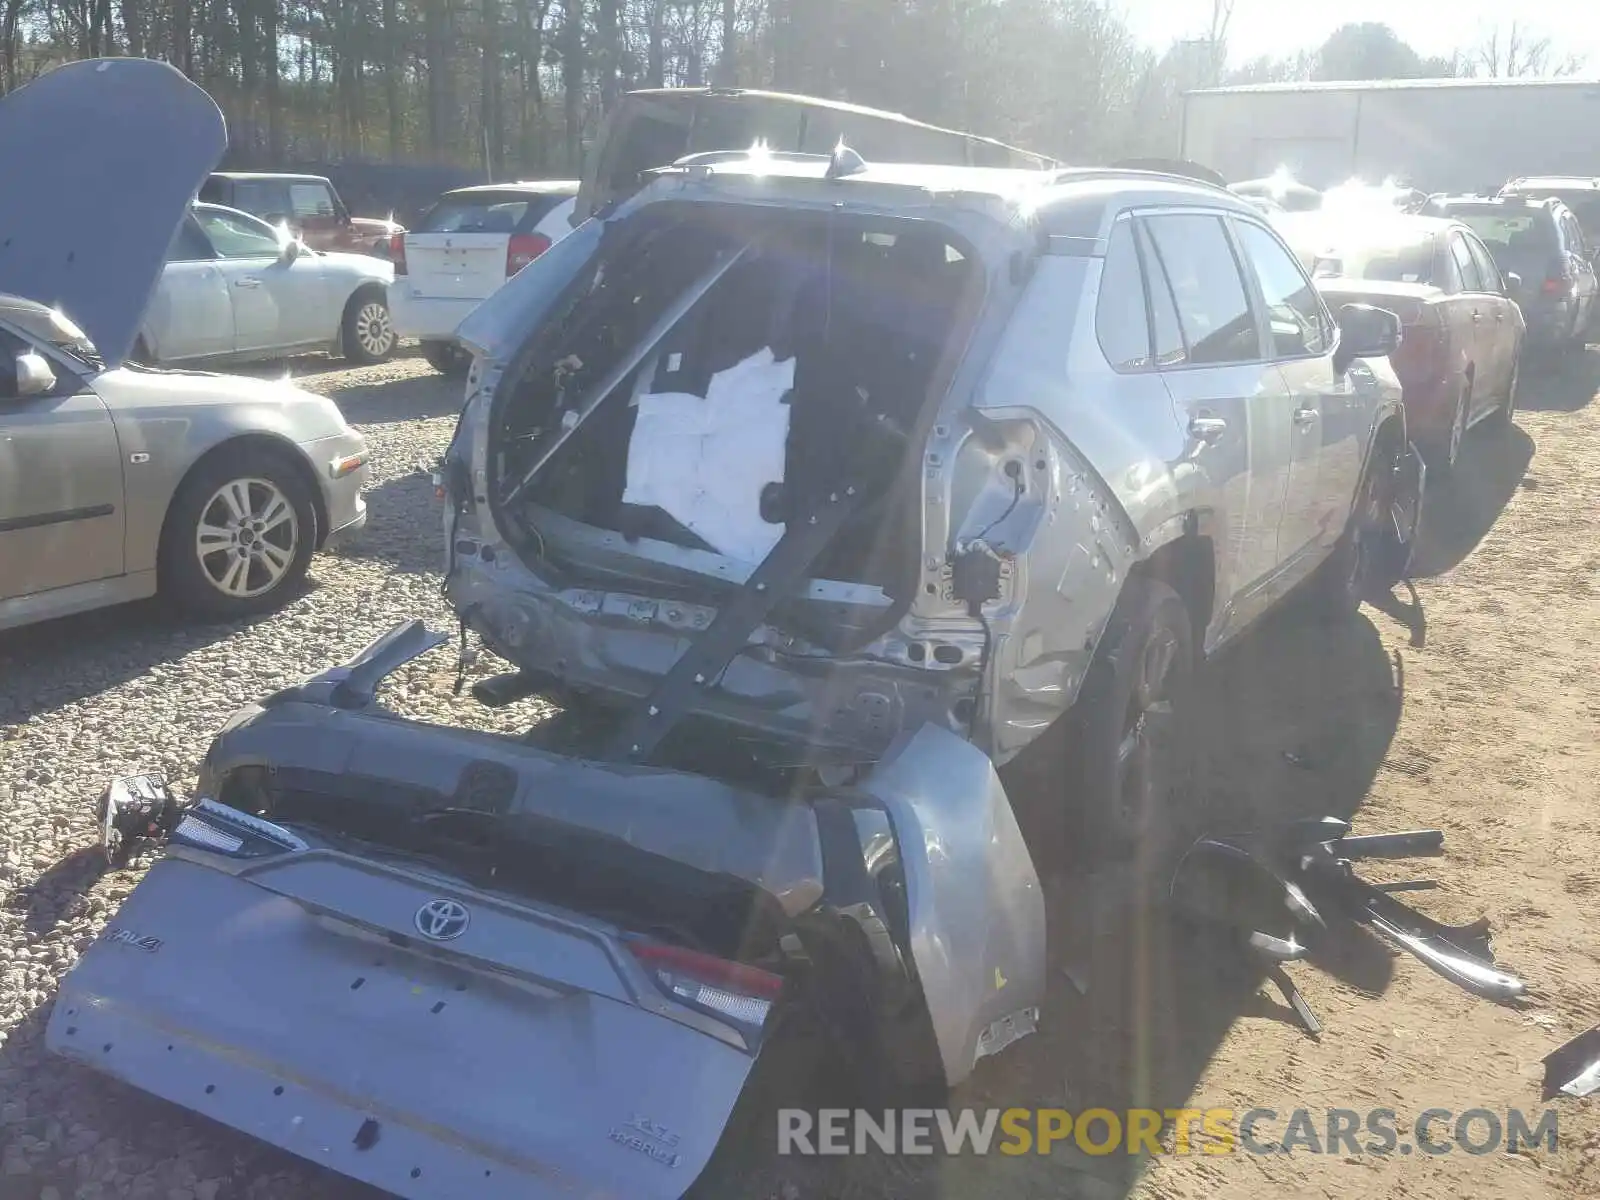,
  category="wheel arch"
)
[335,280,389,355]
[1128,515,1217,656]
[155,432,328,593]
[1355,402,1409,502]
